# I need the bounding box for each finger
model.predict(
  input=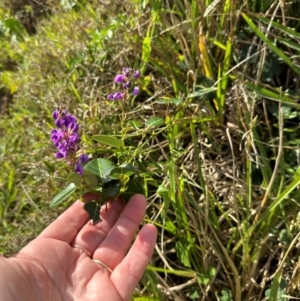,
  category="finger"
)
[72,197,126,255]
[38,200,89,243]
[111,224,157,301]
[92,194,147,269]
